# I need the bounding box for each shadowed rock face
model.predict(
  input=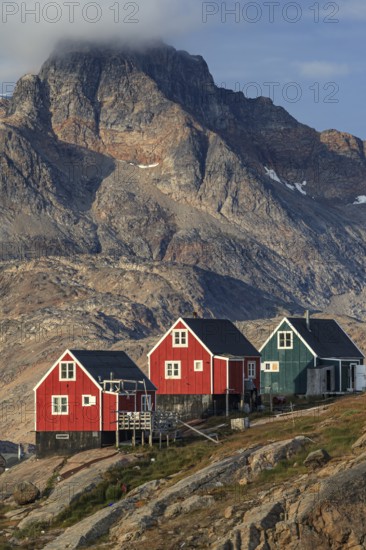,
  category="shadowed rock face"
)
[1,40,366,308]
